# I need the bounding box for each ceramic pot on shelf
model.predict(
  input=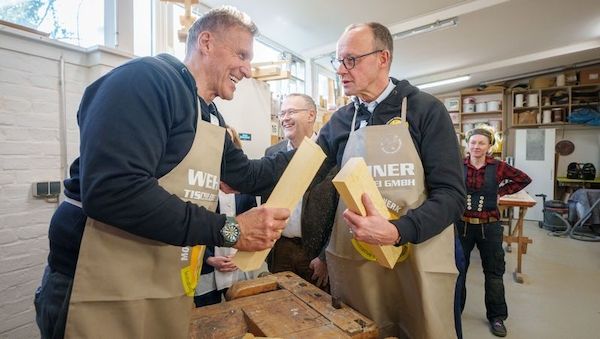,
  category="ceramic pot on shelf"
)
[542,110,552,124]
[487,100,501,111]
[527,93,538,107]
[476,102,487,112]
[463,97,476,113]
[514,94,524,107]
